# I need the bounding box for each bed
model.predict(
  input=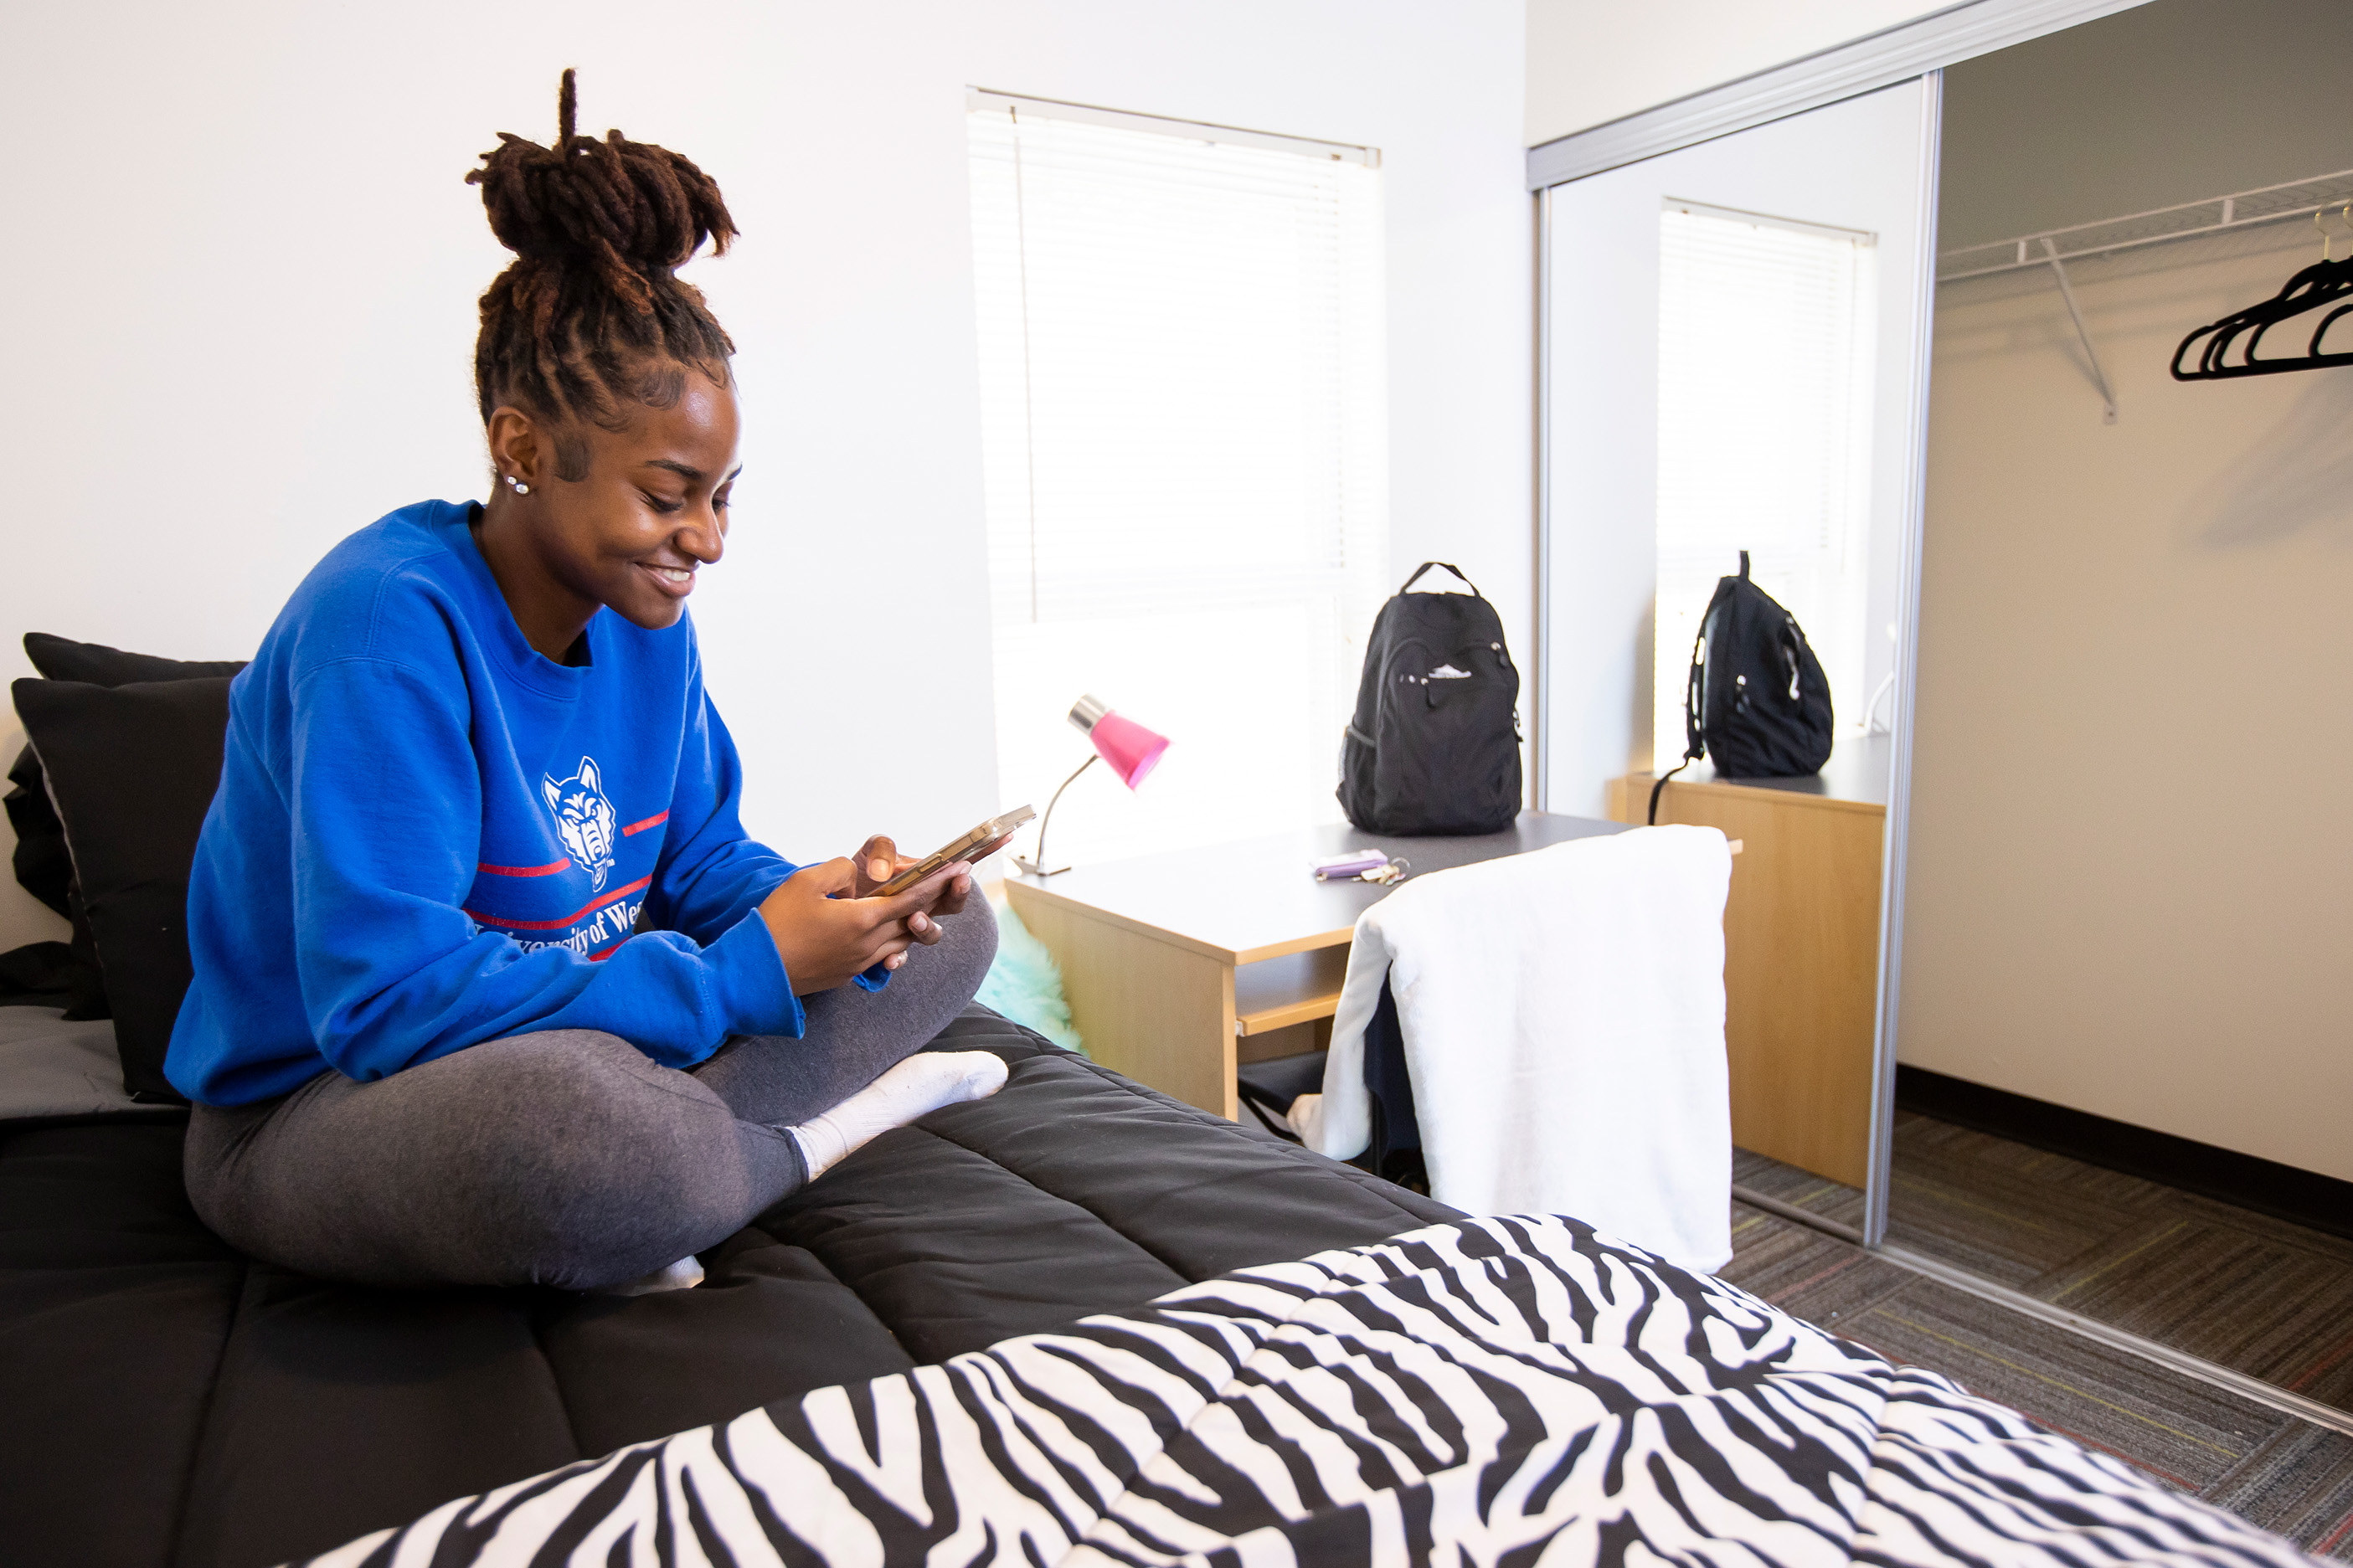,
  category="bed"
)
[8,1009,2319,1568]
[0,1029,2315,1568]
[302,1213,2326,1568]
[3,635,2320,1568]
[0,1003,1453,1567]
